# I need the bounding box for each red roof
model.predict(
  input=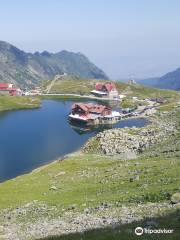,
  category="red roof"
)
[95,82,117,92]
[0,83,10,89]
[72,103,111,114]
[95,83,104,91]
